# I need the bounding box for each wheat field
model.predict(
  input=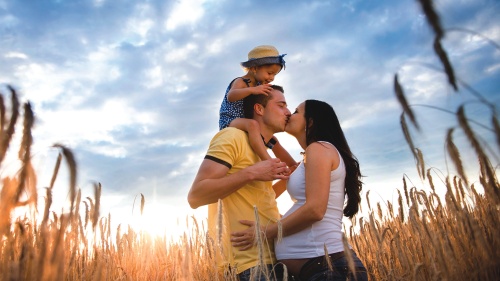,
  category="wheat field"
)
[0,75,499,281]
